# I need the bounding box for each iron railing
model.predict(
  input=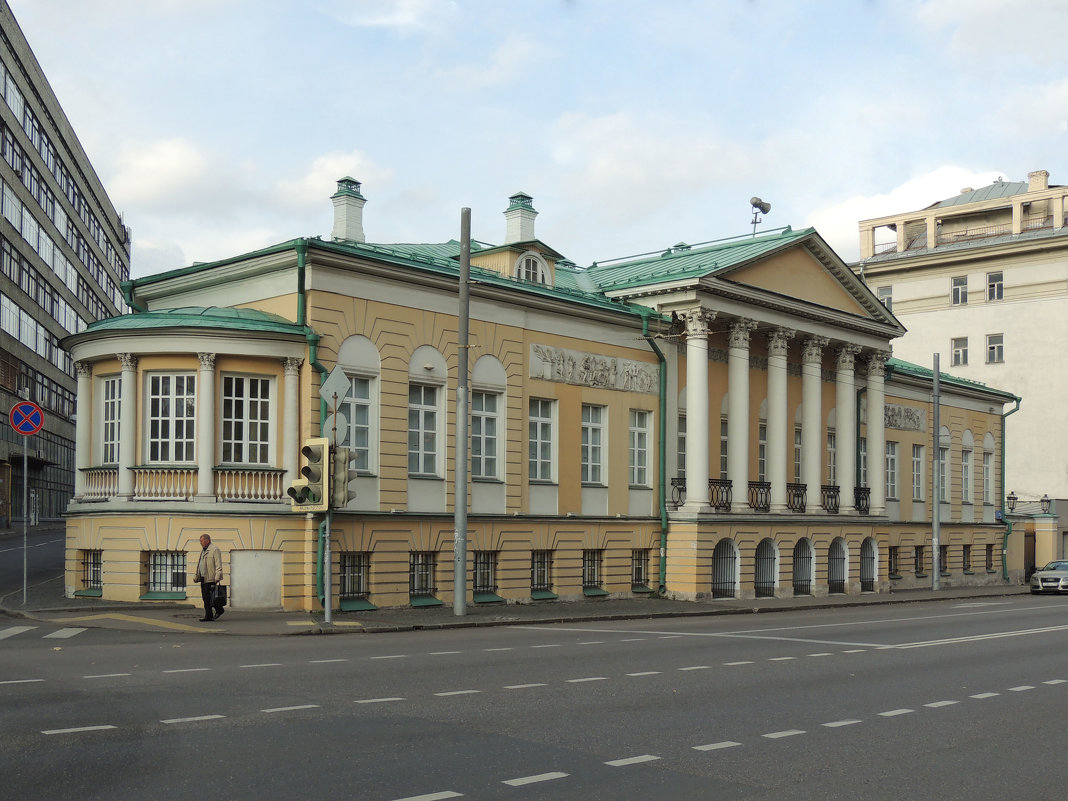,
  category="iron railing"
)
[821,485,840,514]
[792,542,812,595]
[854,486,871,515]
[708,478,732,511]
[786,483,807,512]
[754,540,776,597]
[670,477,686,506]
[748,481,771,512]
